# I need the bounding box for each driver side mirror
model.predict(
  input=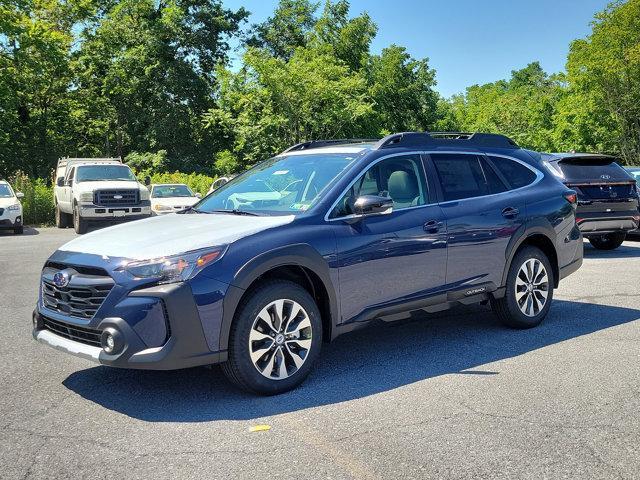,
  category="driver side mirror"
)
[352,195,393,217]
[195,193,202,199]
[144,175,151,187]
[16,192,24,199]
[56,177,64,187]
